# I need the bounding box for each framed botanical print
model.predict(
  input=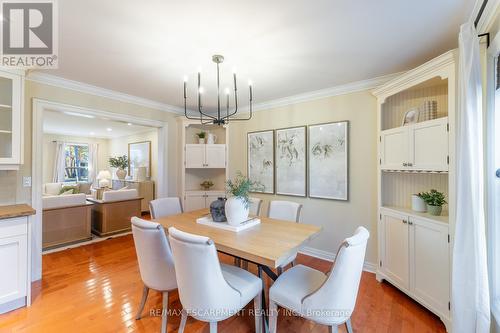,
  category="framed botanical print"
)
[275,126,307,197]
[128,141,151,178]
[247,130,274,194]
[308,121,349,200]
